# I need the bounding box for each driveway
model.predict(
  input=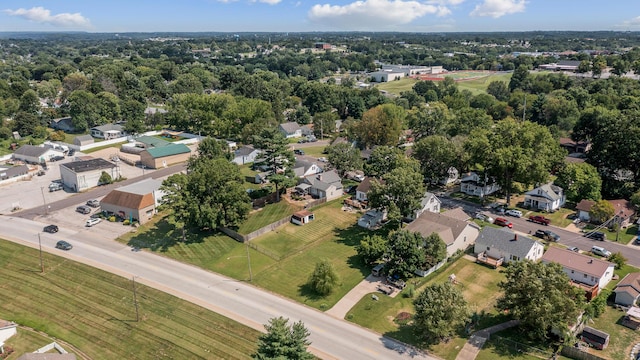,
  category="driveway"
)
[326,274,400,319]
